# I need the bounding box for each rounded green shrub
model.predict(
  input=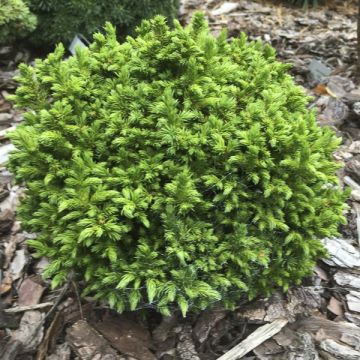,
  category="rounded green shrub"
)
[0,0,37,45]
[28,0,179,48]
[9,14,347,315]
